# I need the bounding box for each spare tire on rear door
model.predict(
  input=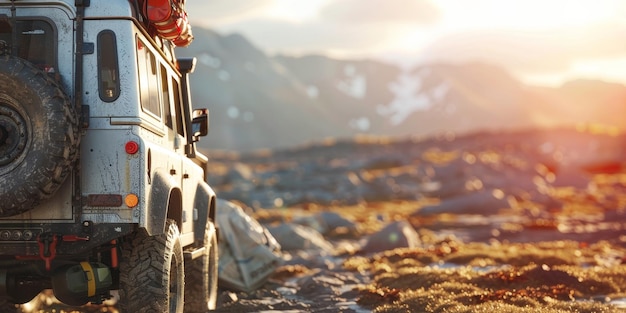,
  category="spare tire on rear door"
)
[0,55,79,217]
